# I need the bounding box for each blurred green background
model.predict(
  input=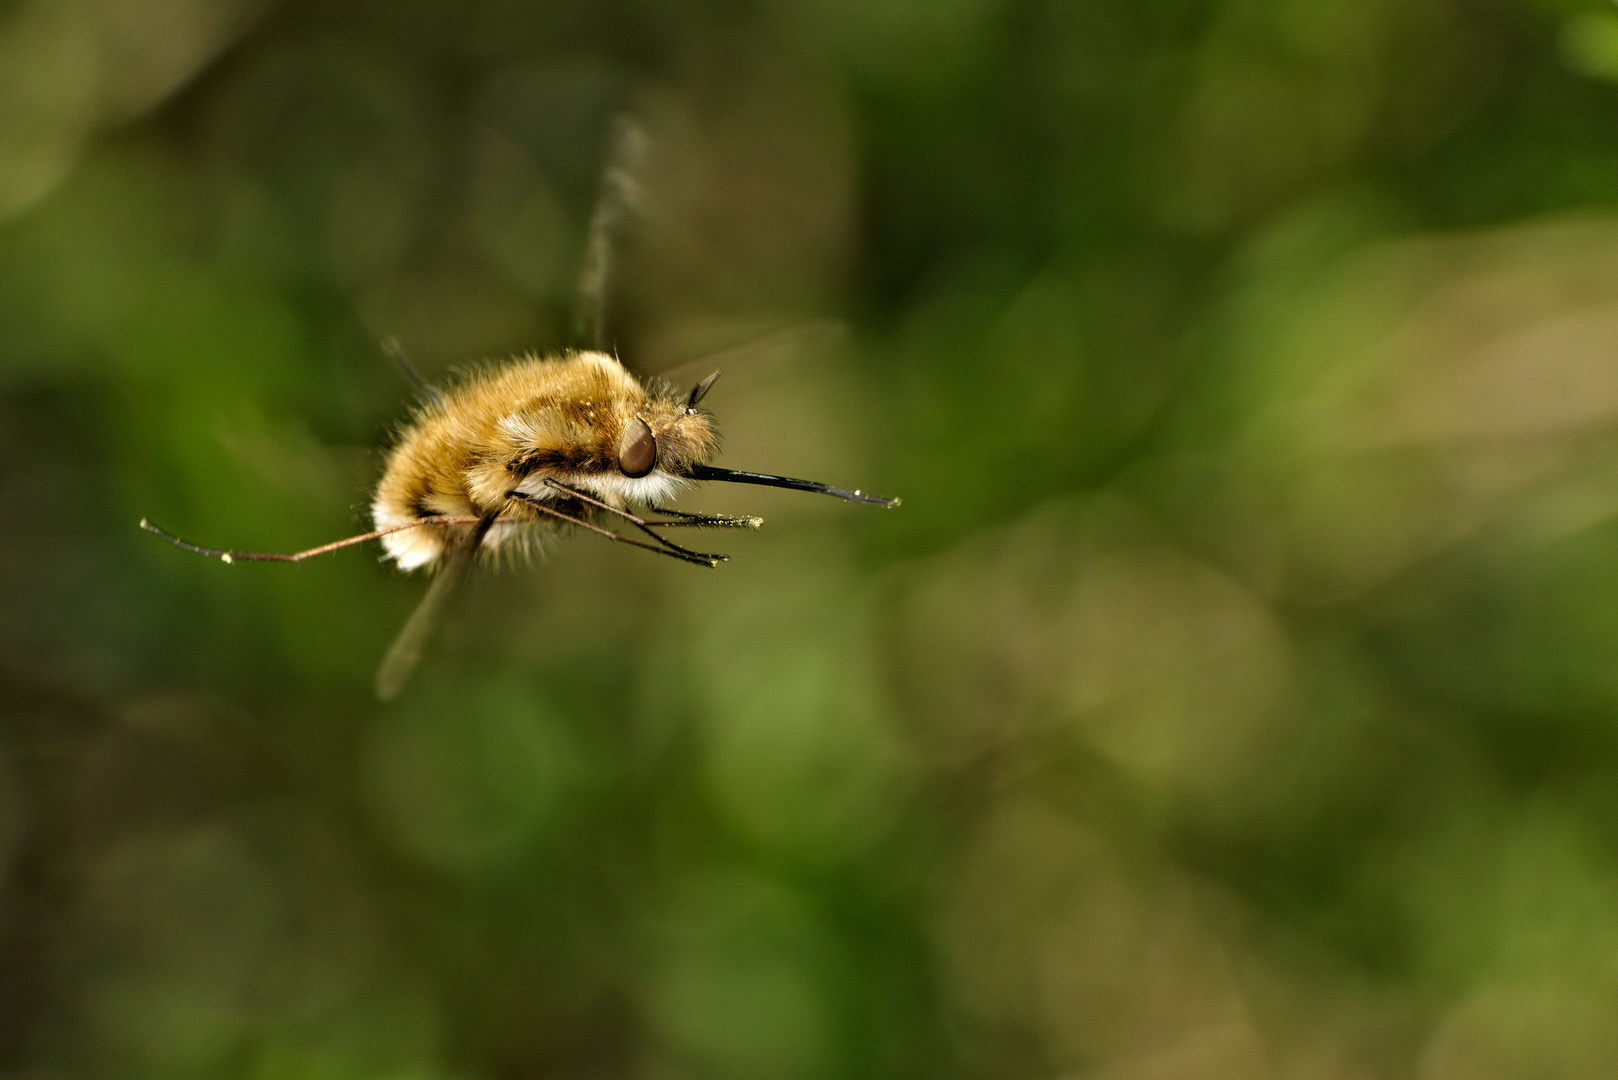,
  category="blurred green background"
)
[9,0,1618,1077]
